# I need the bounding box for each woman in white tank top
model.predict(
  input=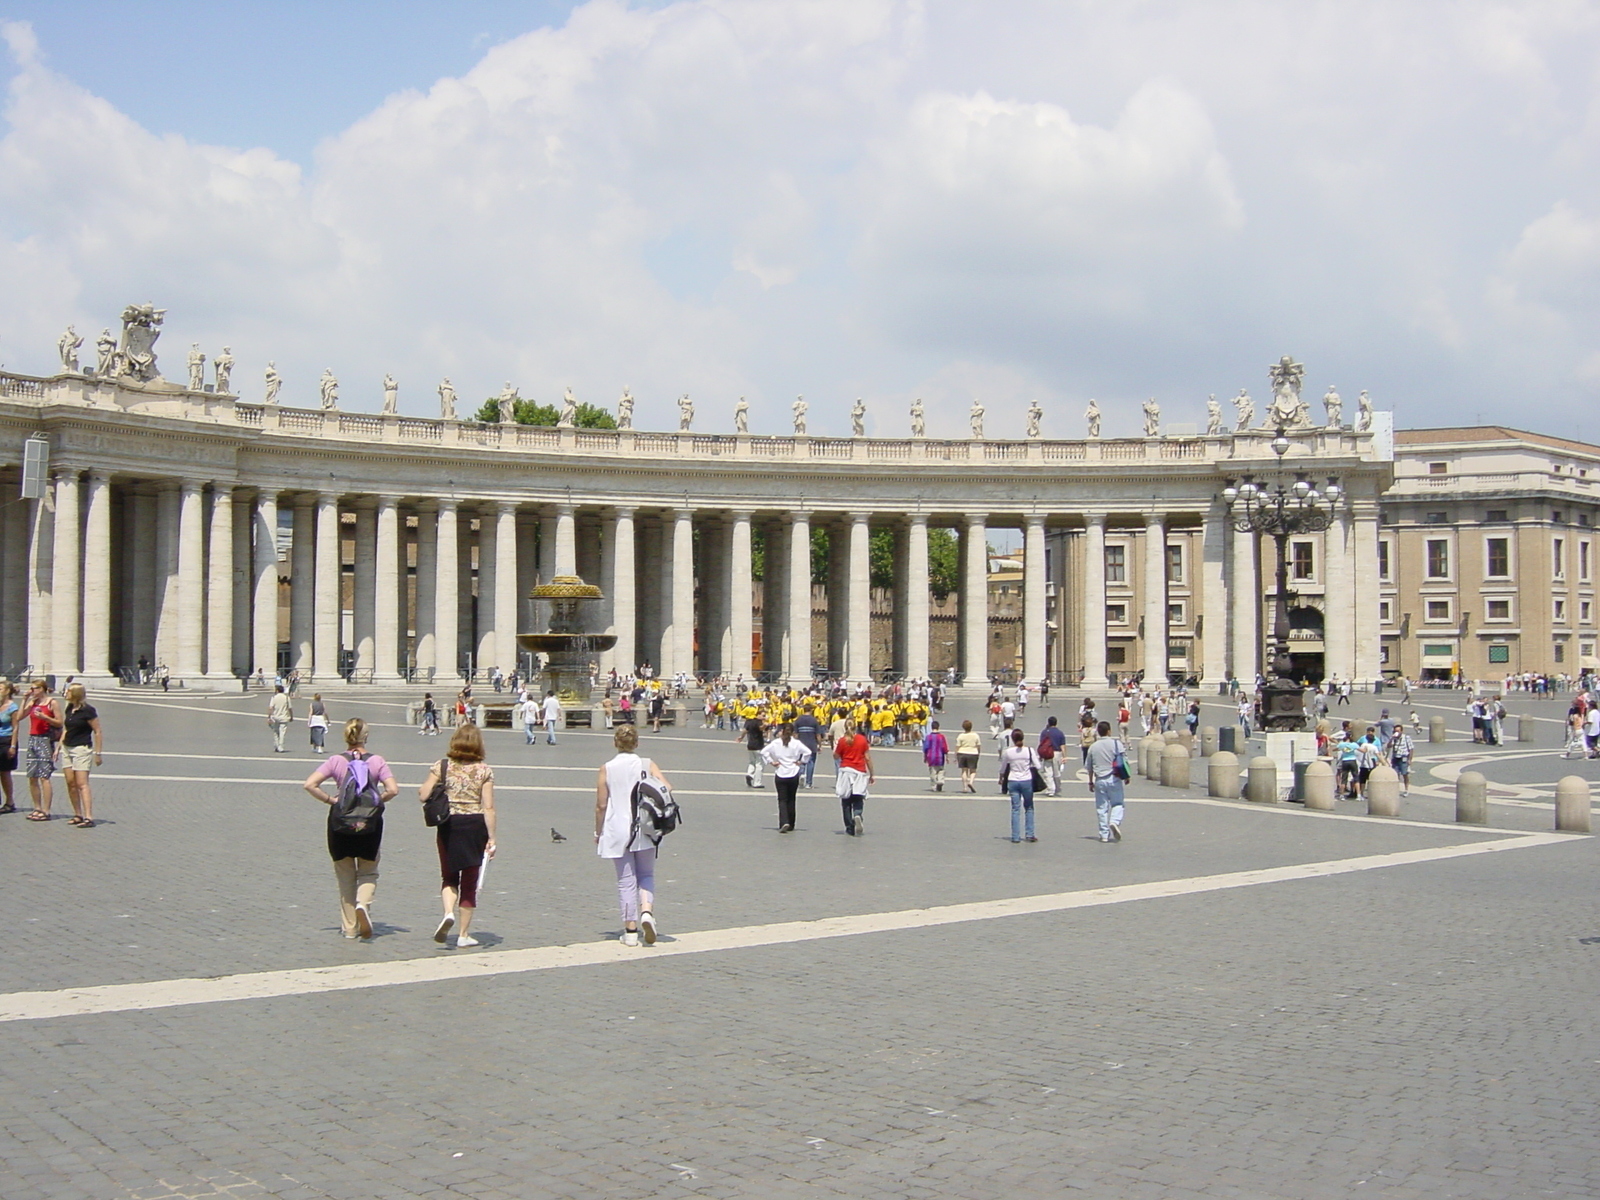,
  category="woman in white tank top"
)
[595,723,673,947]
